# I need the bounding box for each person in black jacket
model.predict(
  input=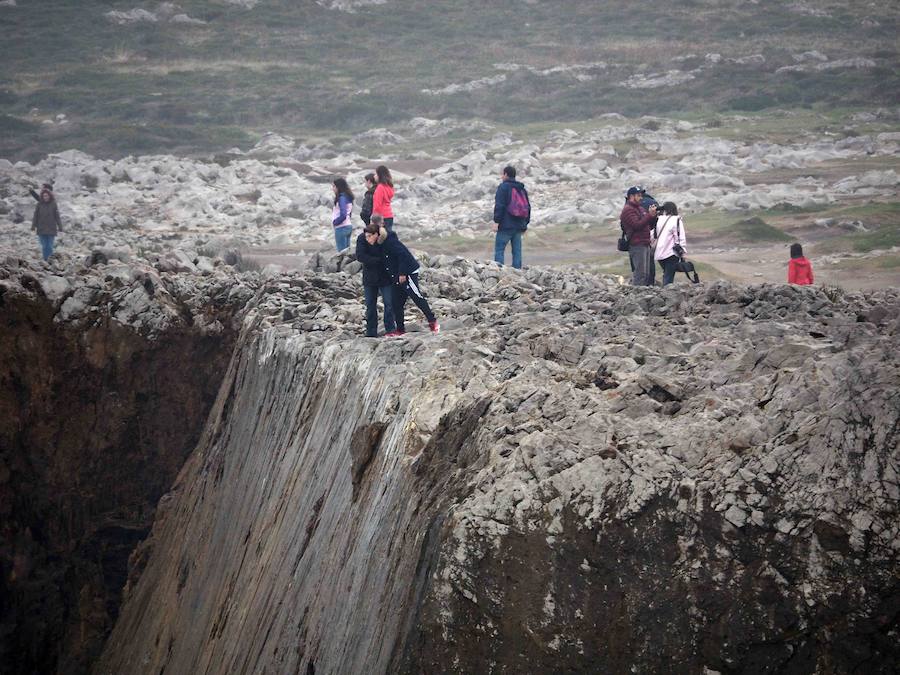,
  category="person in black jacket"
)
[492,165,530,269]
[31,187,63,261]
[372,214,439,336]
[359,173,376,226]
[356,221,396,337]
